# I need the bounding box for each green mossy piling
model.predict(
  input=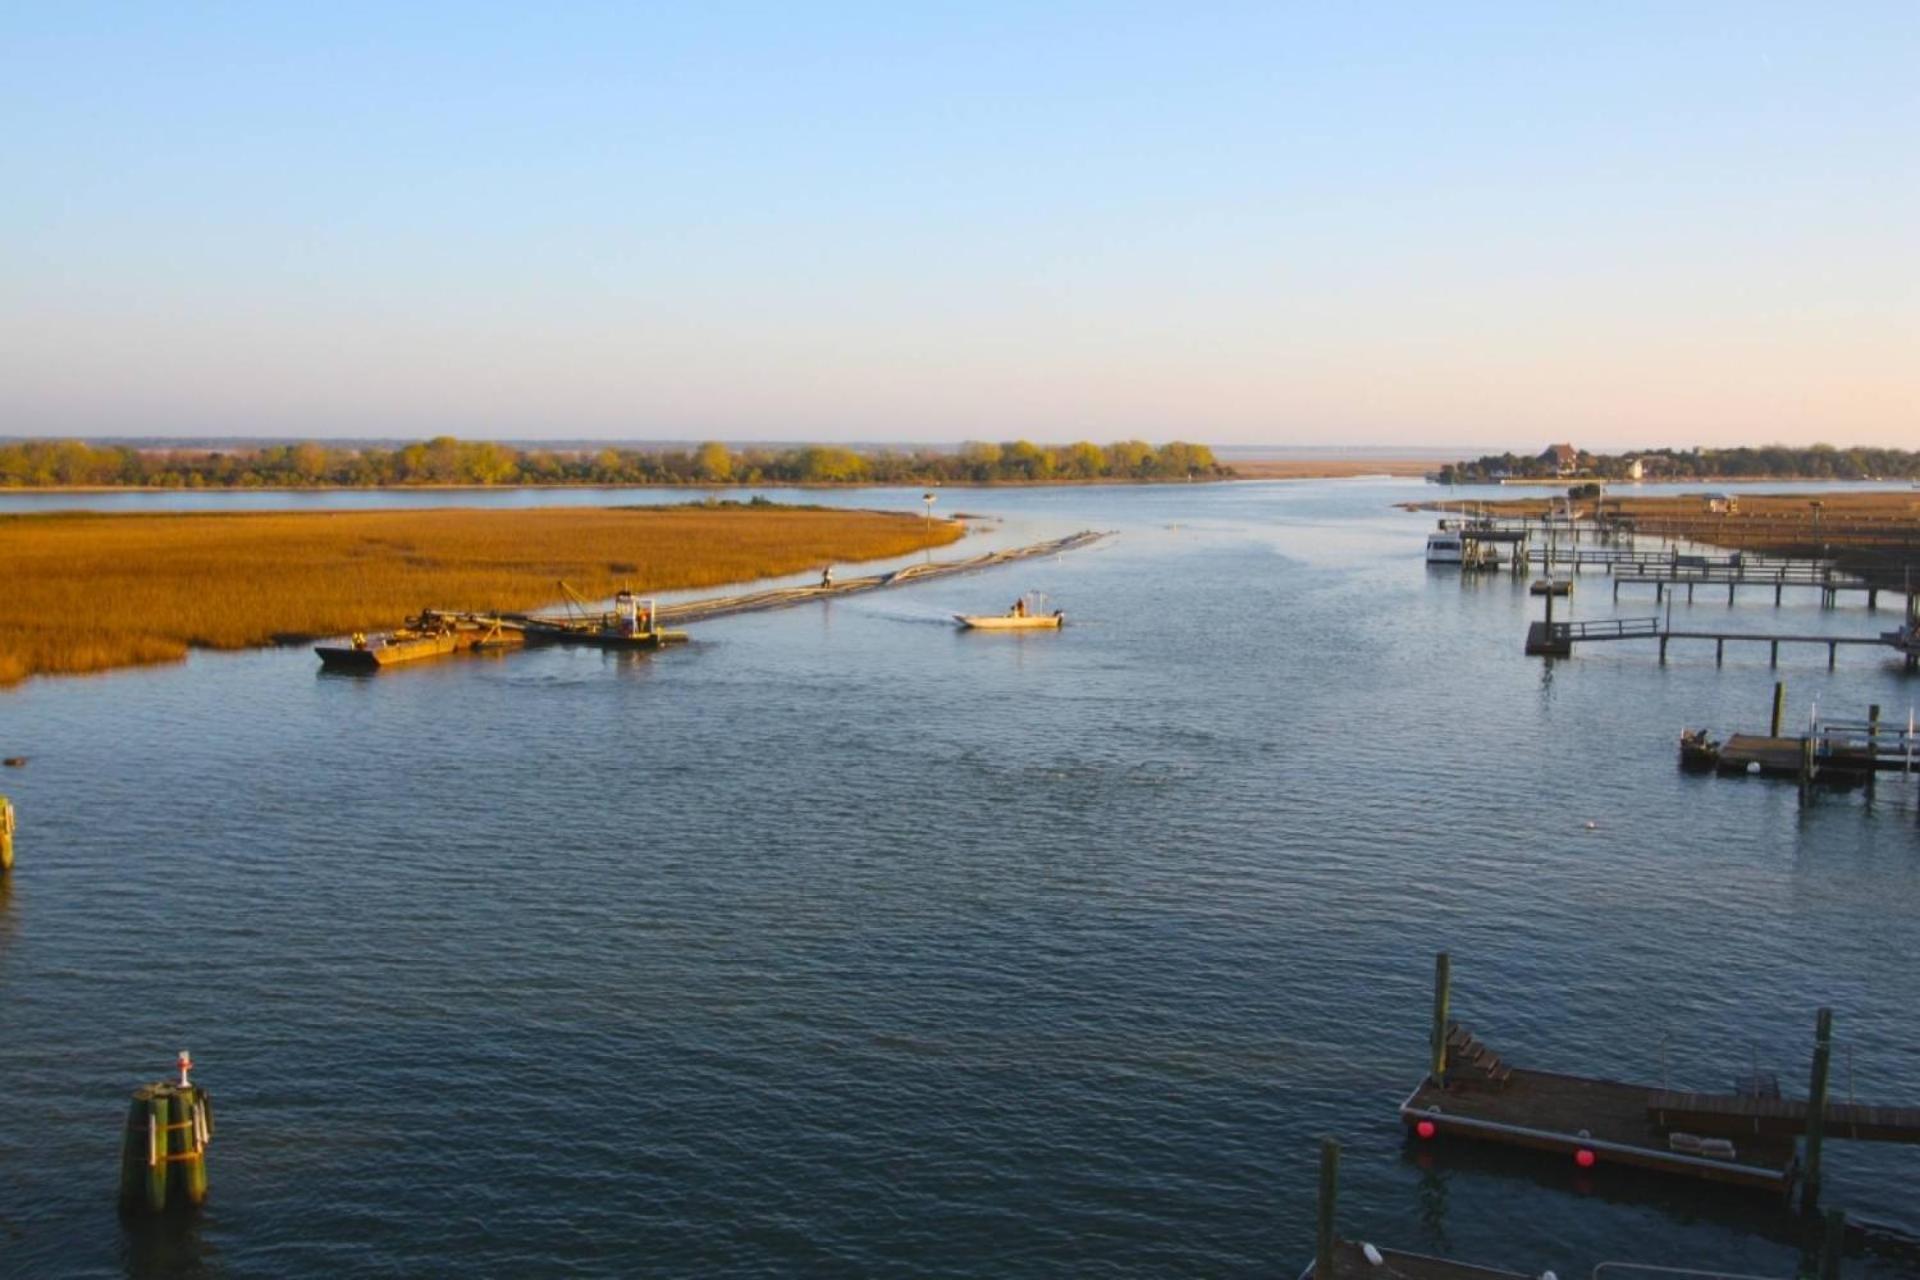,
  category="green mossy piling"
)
[118,1082,212,1214]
